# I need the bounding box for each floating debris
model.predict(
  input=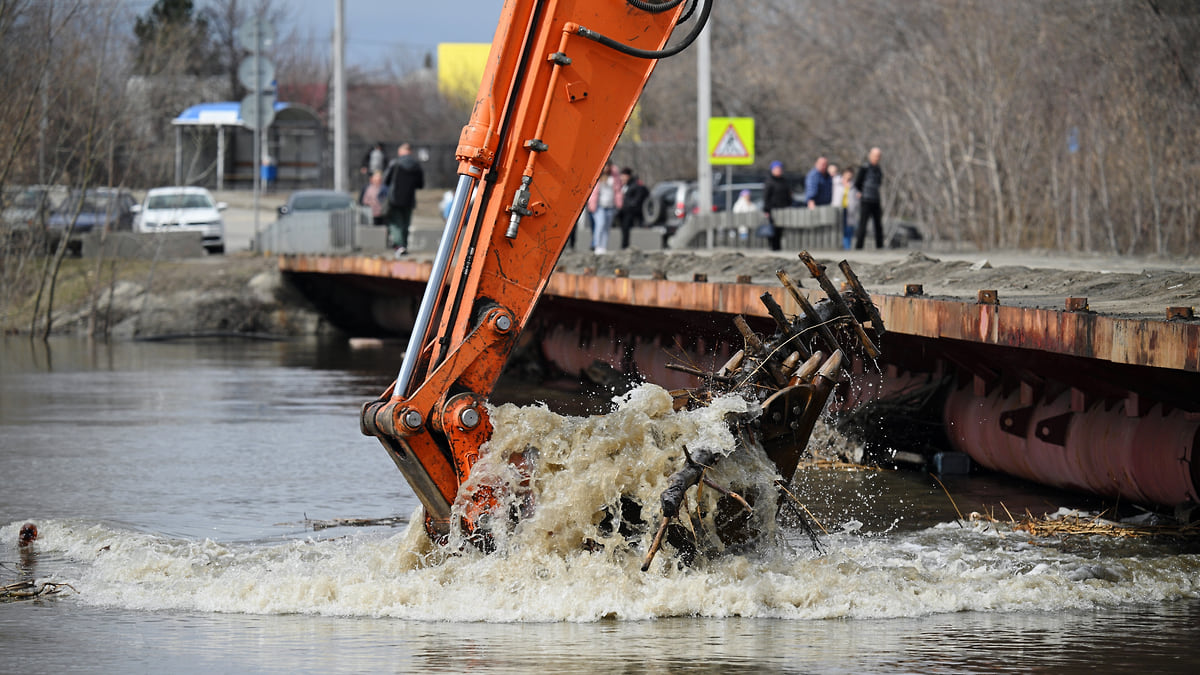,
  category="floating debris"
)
[969,507,1200,539]
[1,580,76,602]
[303,516,408,531]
